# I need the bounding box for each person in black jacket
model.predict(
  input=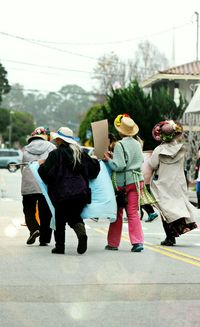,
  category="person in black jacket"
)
[38,127,100,255]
